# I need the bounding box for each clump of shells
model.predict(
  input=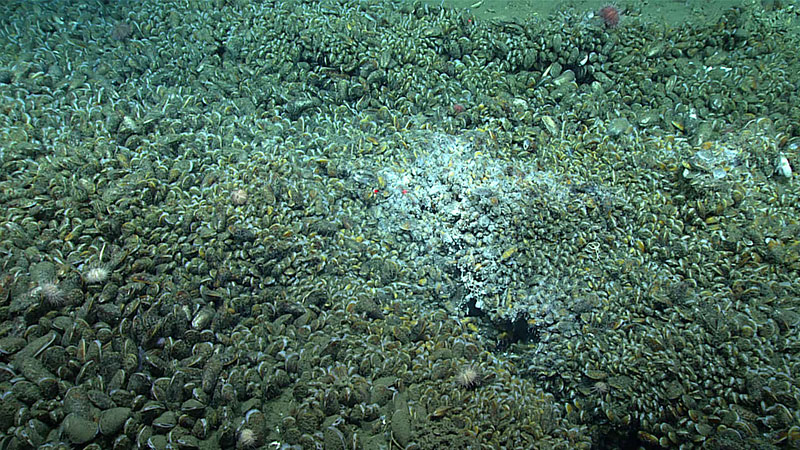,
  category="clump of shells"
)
[0,0,798,448]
